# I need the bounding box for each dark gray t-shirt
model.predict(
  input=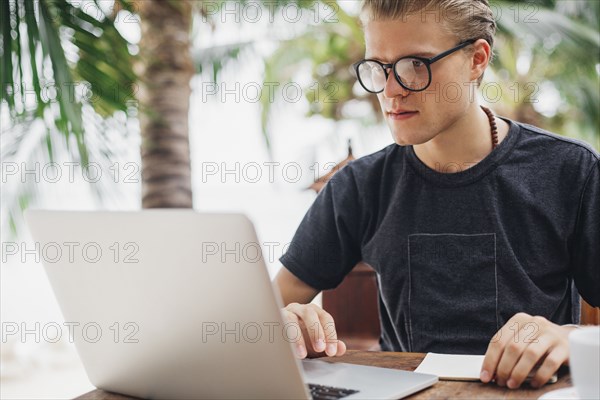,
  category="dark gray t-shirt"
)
[279,118,599,354]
